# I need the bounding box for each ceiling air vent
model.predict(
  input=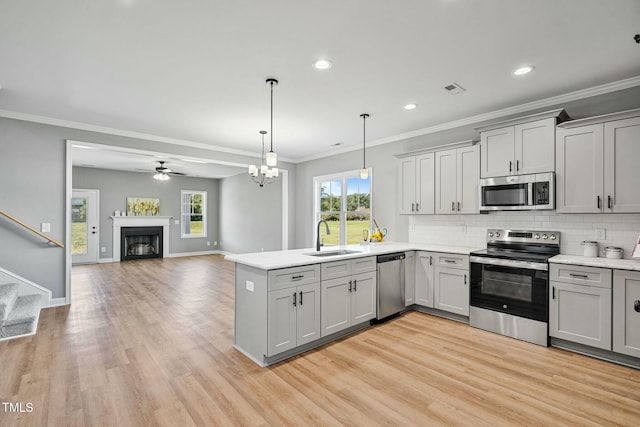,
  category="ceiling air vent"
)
[444,83,466,95]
